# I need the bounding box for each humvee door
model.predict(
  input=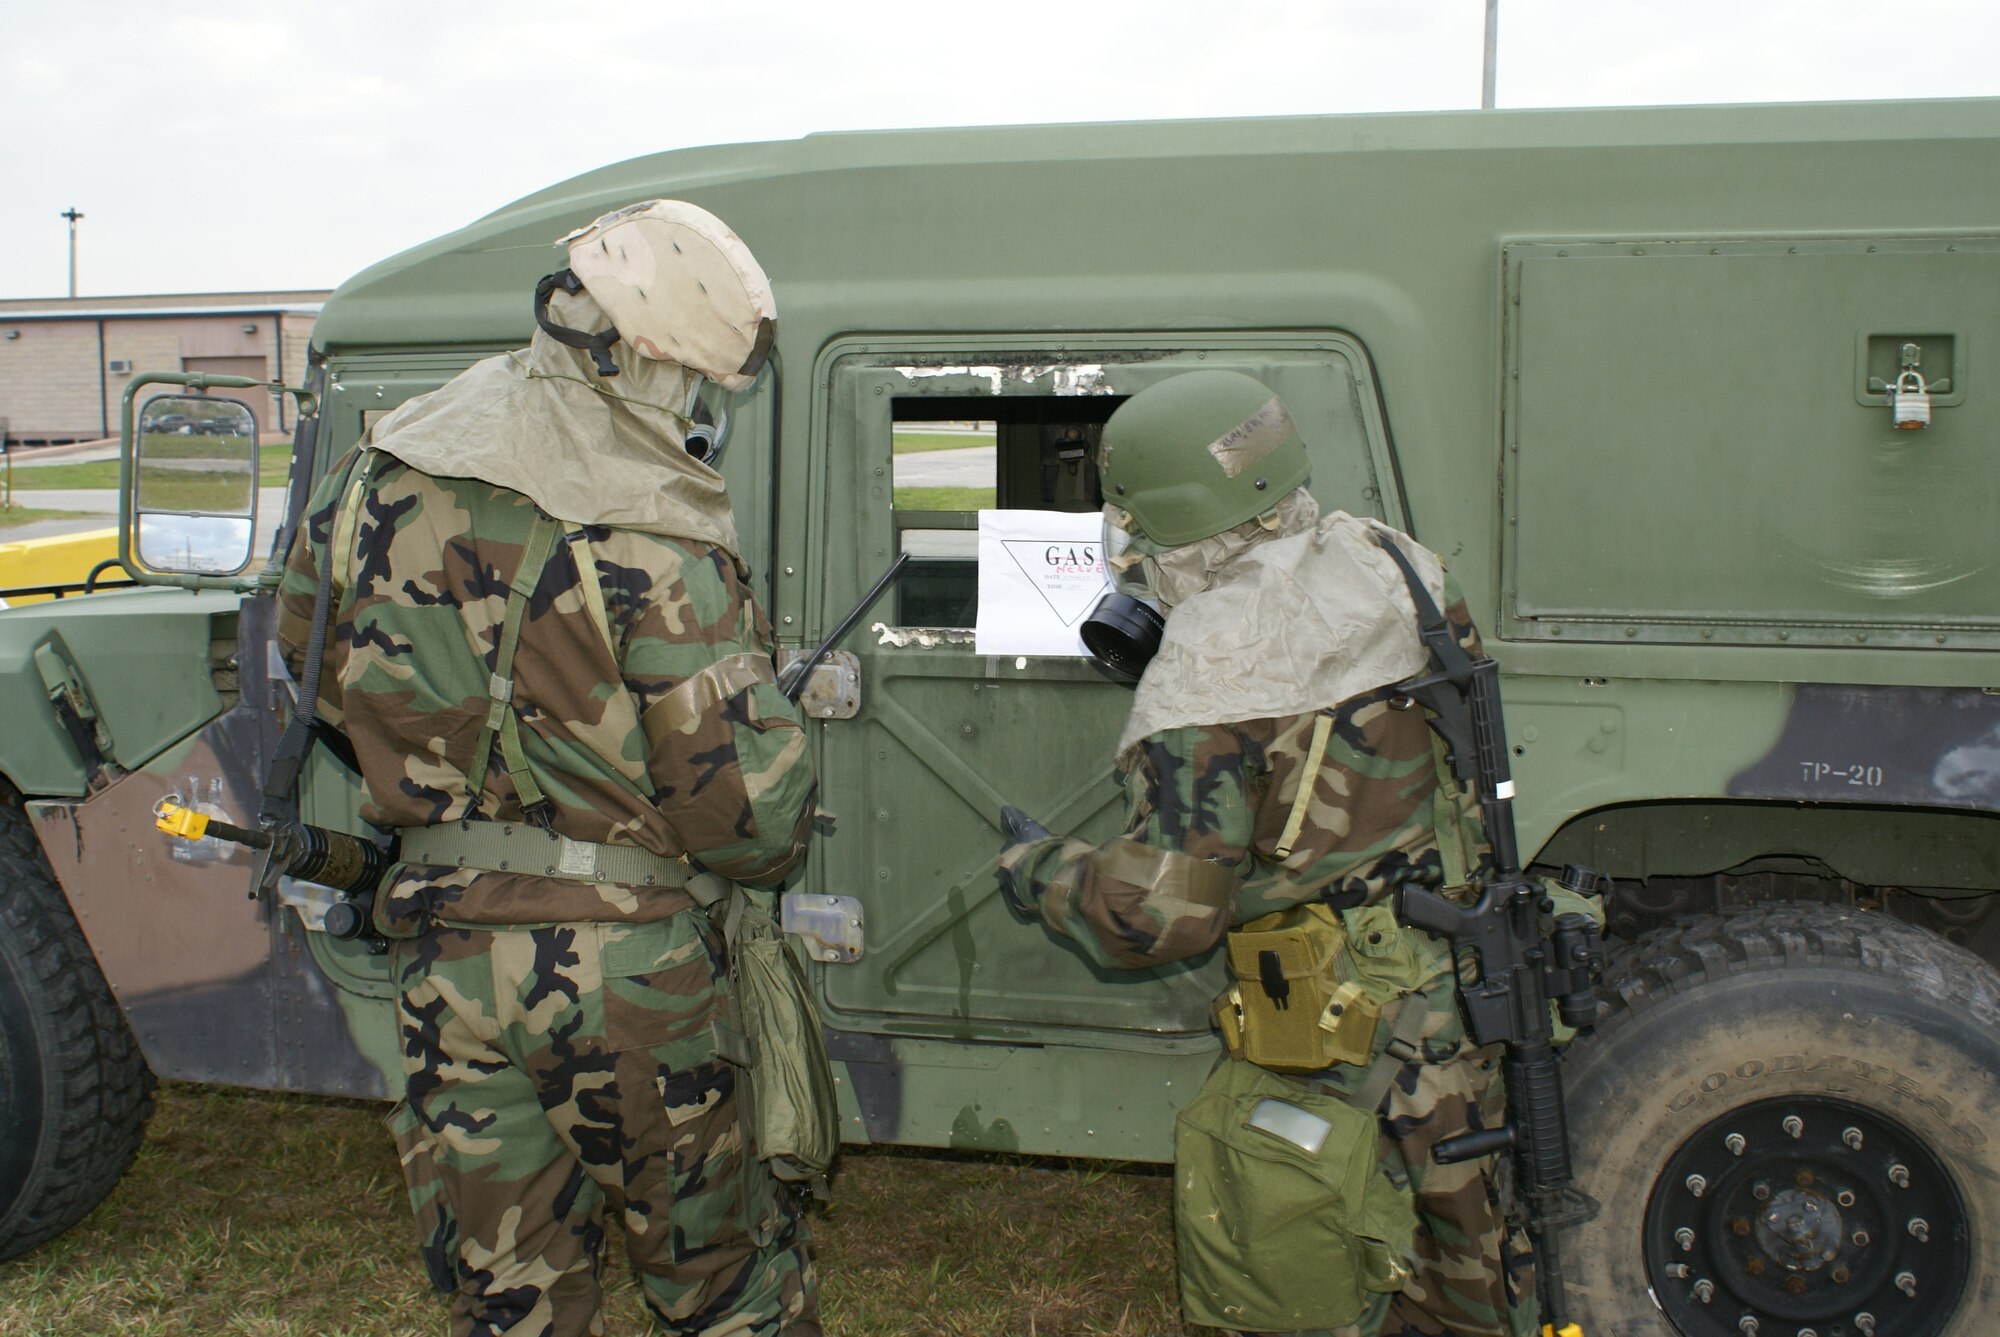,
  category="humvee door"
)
[796,335,1401,1090]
